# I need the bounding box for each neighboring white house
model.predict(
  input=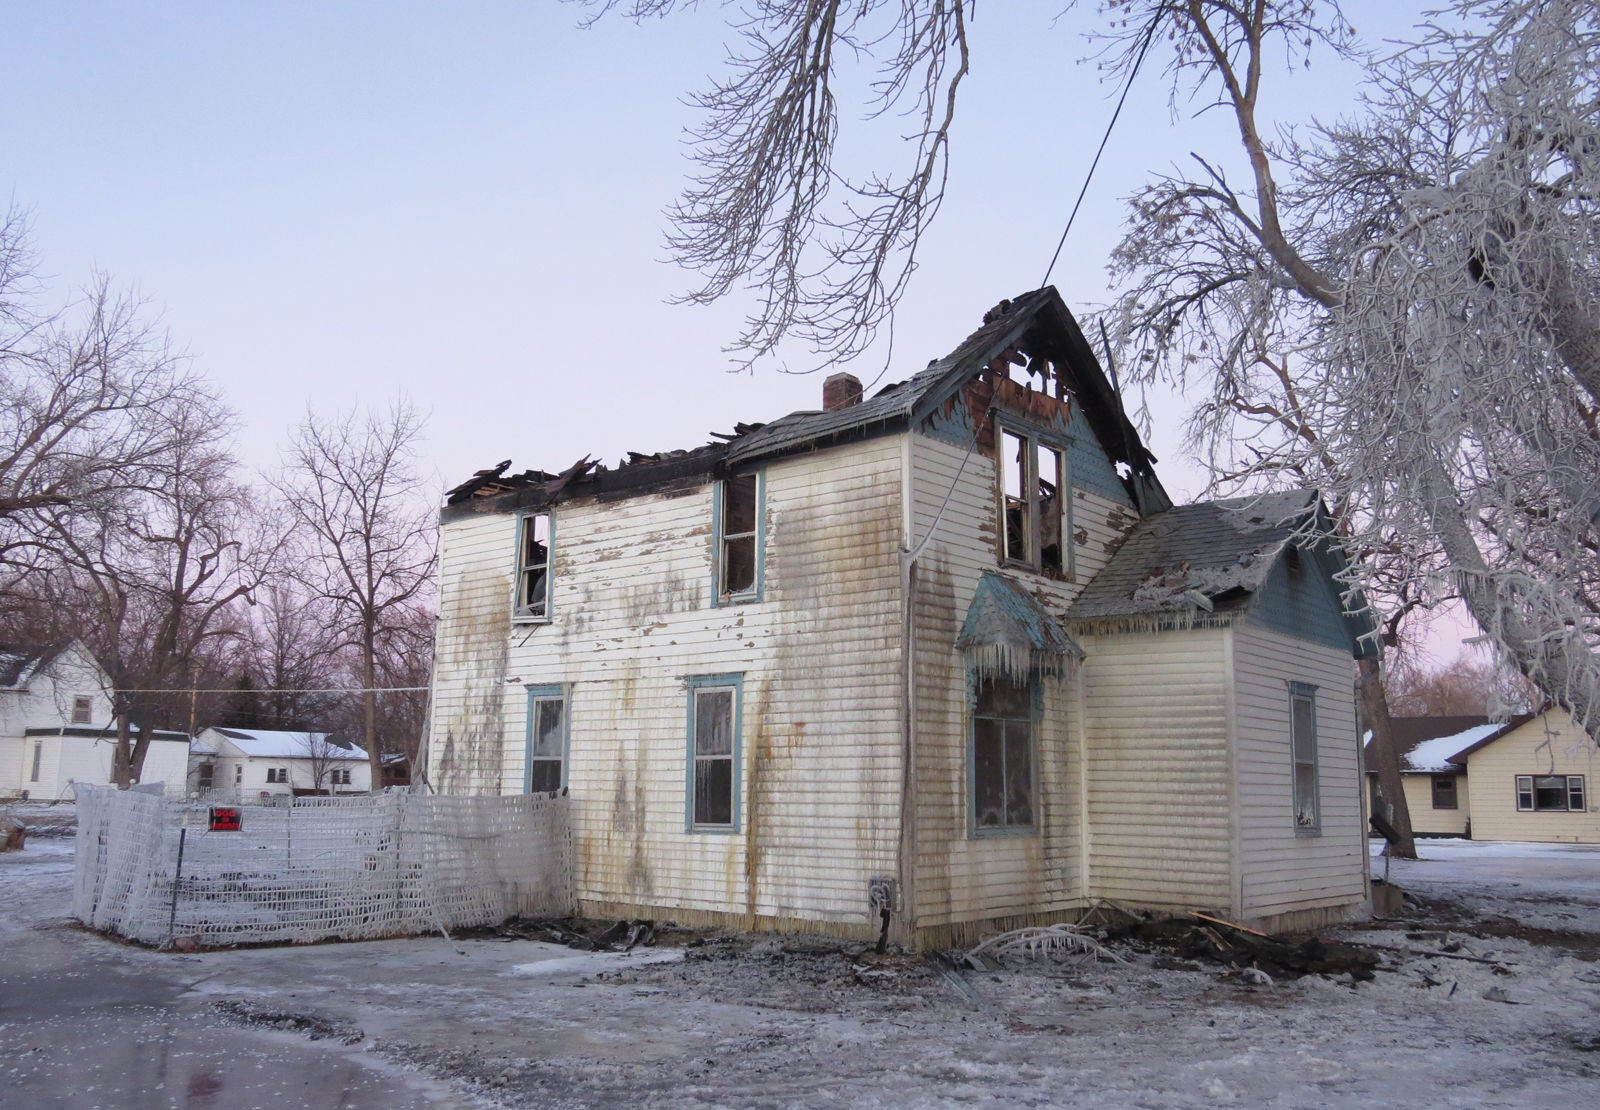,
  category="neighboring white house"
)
[0,640,189,801]
[427,288,1378,944]
[190,727,372,800]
